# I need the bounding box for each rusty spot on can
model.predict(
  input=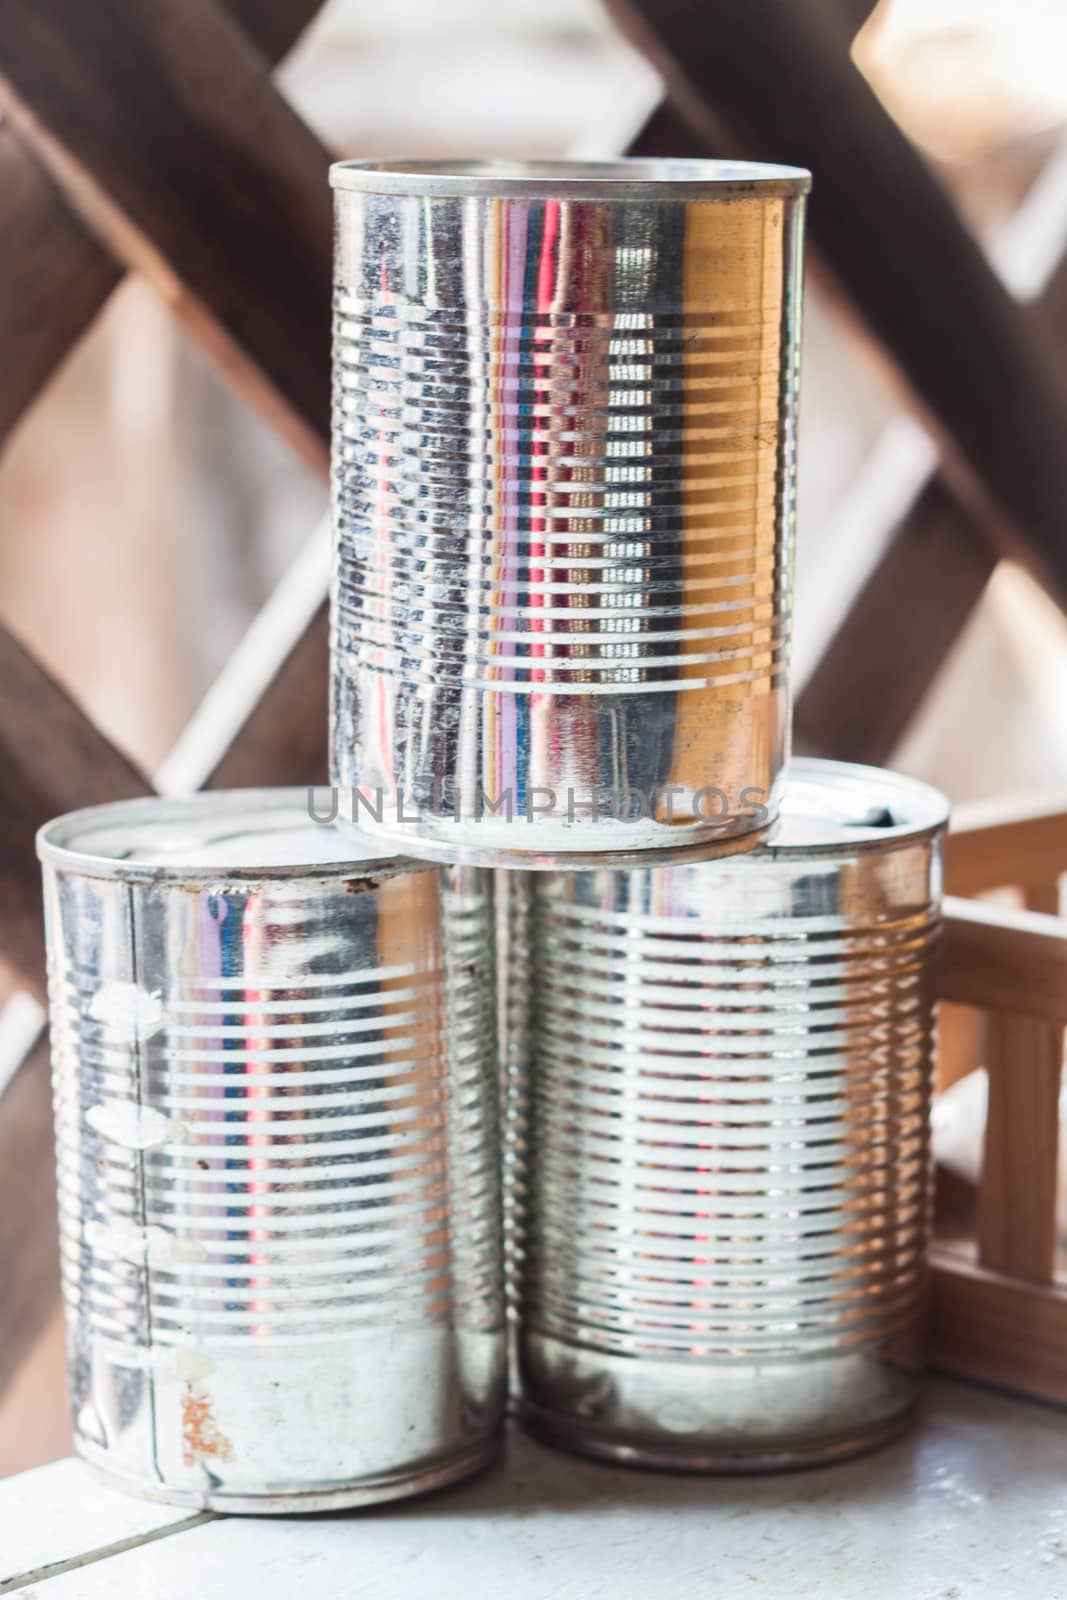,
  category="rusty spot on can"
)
[182,1382,235,1469]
